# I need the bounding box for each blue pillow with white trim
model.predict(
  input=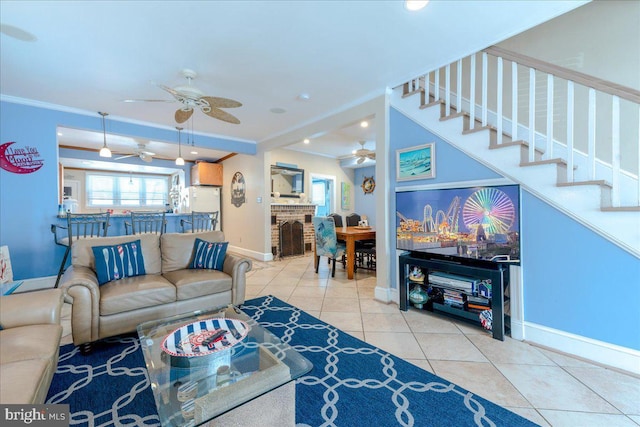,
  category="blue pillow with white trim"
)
[189,238,228,271]
[91,240,146,285]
